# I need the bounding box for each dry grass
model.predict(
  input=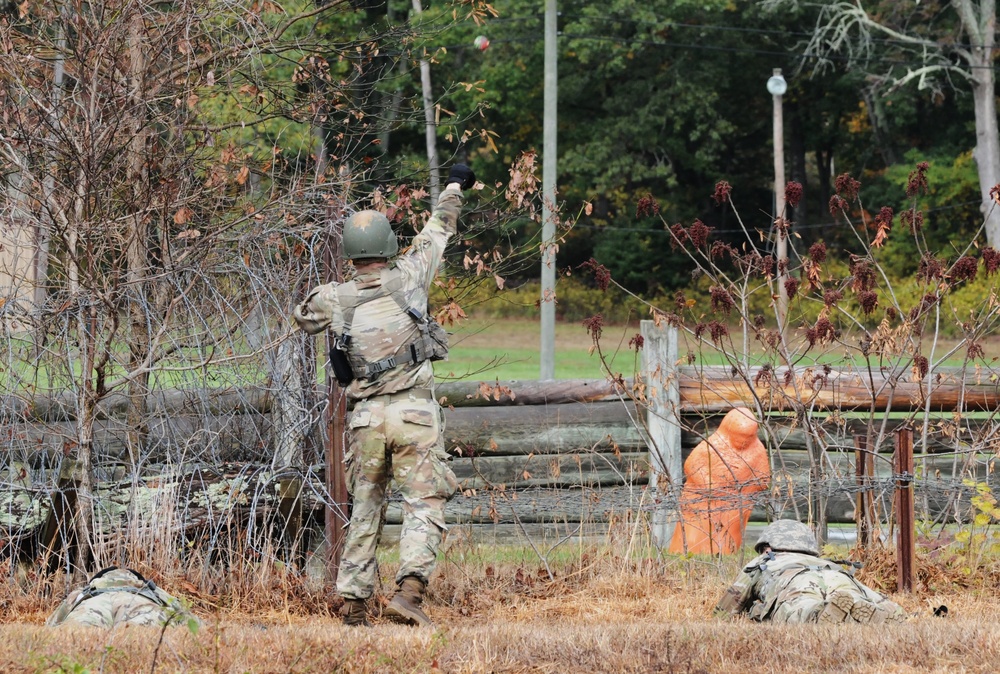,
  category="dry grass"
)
[4,544,1000,673]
